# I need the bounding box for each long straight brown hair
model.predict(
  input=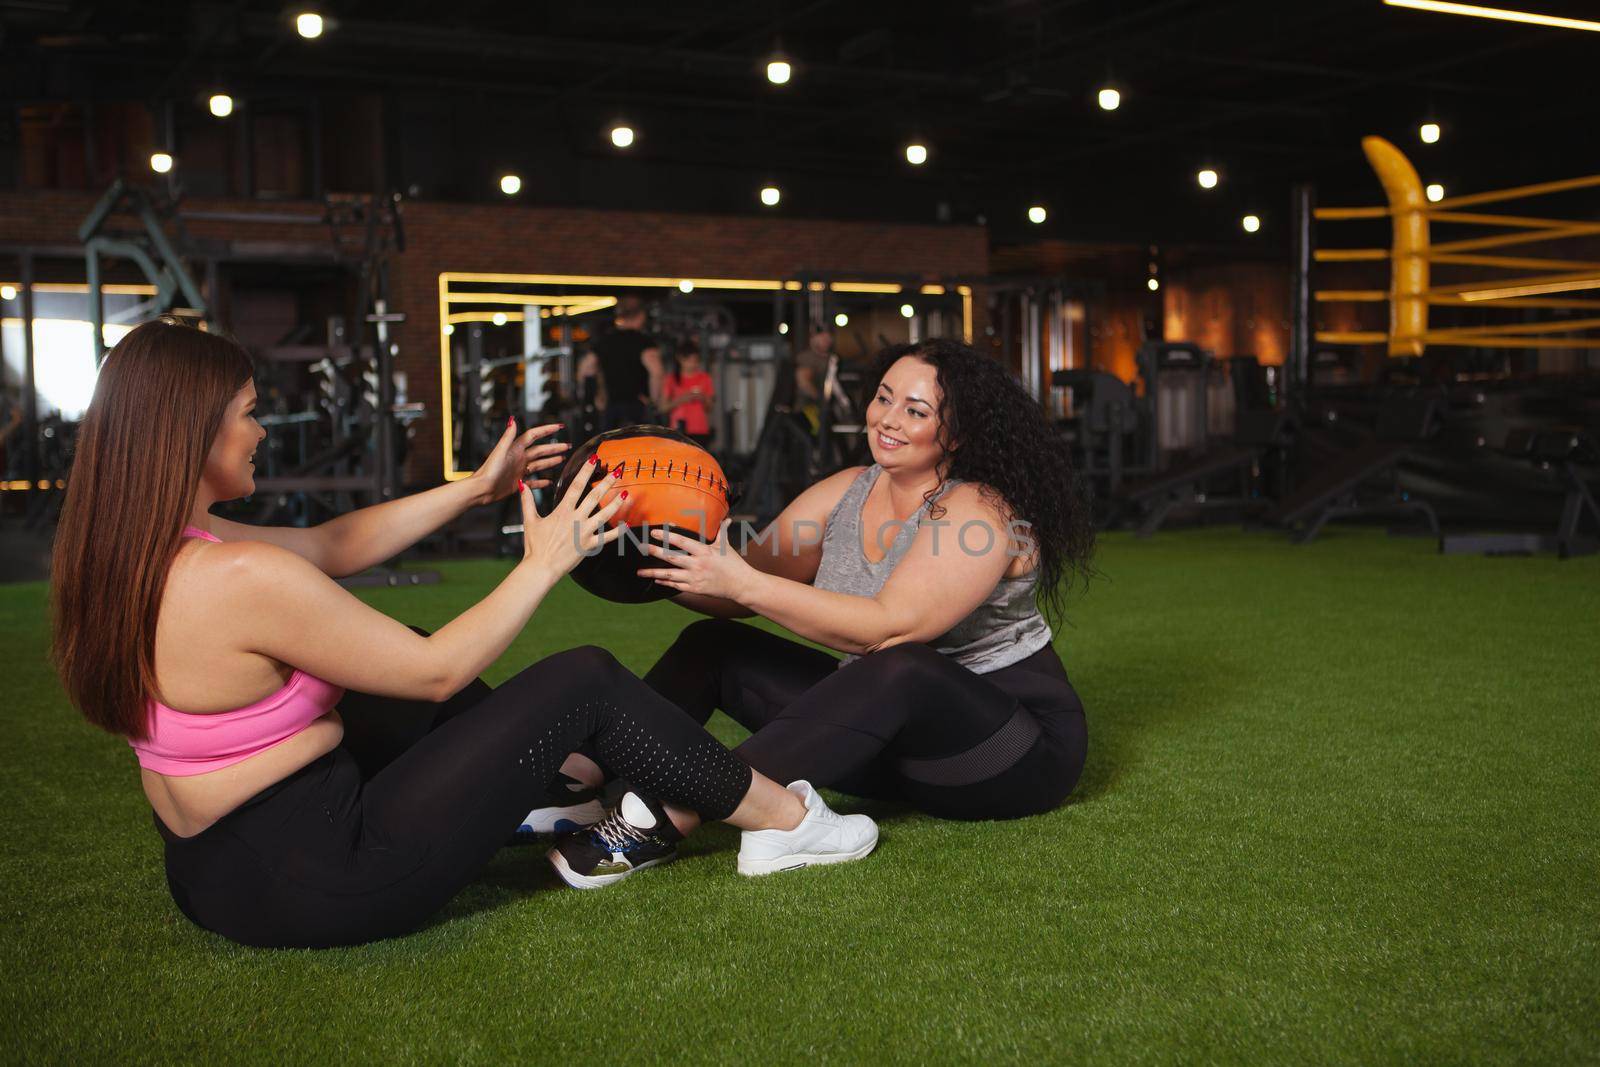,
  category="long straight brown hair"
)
[51,320,255,739]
